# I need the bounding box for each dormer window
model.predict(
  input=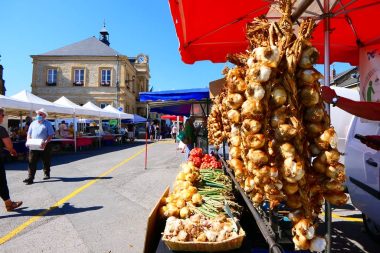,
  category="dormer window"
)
[73,68,84,86]
[46,68,57,86]
[100,69,111,86]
